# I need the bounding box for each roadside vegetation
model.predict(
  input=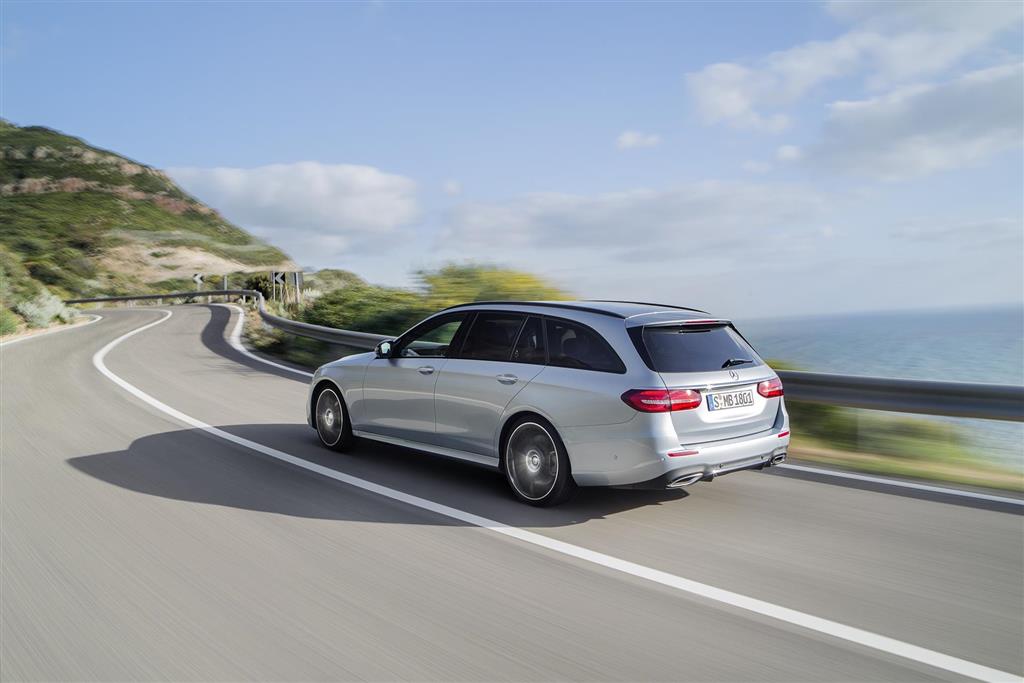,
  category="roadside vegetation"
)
[0,244,79,335]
